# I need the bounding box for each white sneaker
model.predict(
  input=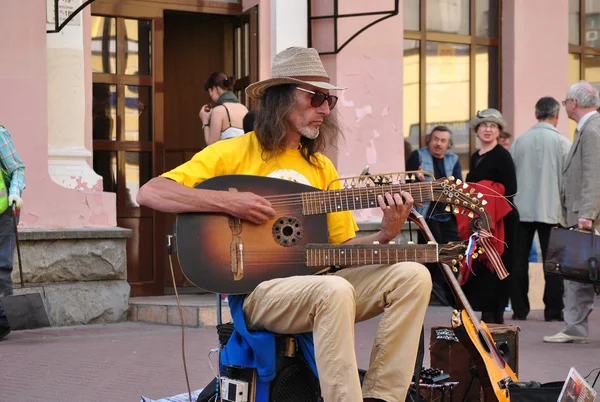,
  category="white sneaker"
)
[543,332,588,344]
